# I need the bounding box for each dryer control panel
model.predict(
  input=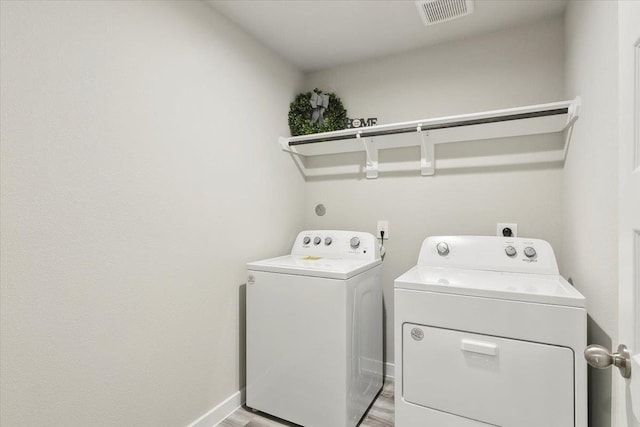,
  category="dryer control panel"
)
[292,230,380,261]
[417,236,559,275]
